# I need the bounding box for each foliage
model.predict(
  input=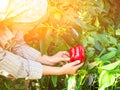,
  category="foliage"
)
[1,0,120,90]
